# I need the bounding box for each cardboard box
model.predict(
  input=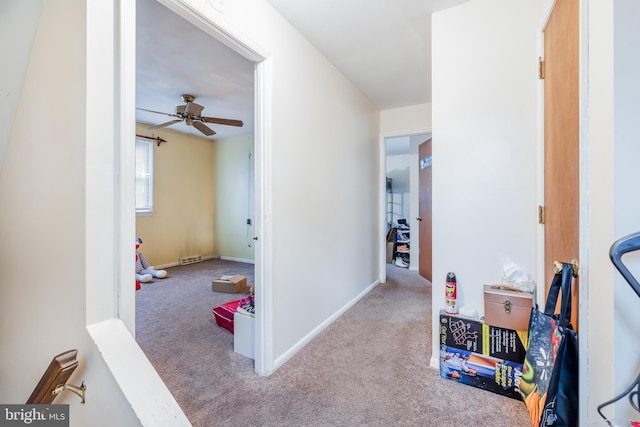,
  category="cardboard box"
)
[212,275,247,293]
[439,310,527,363]
[439,311,528,400]
[439,345,524,400]
[483,285,533,330]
